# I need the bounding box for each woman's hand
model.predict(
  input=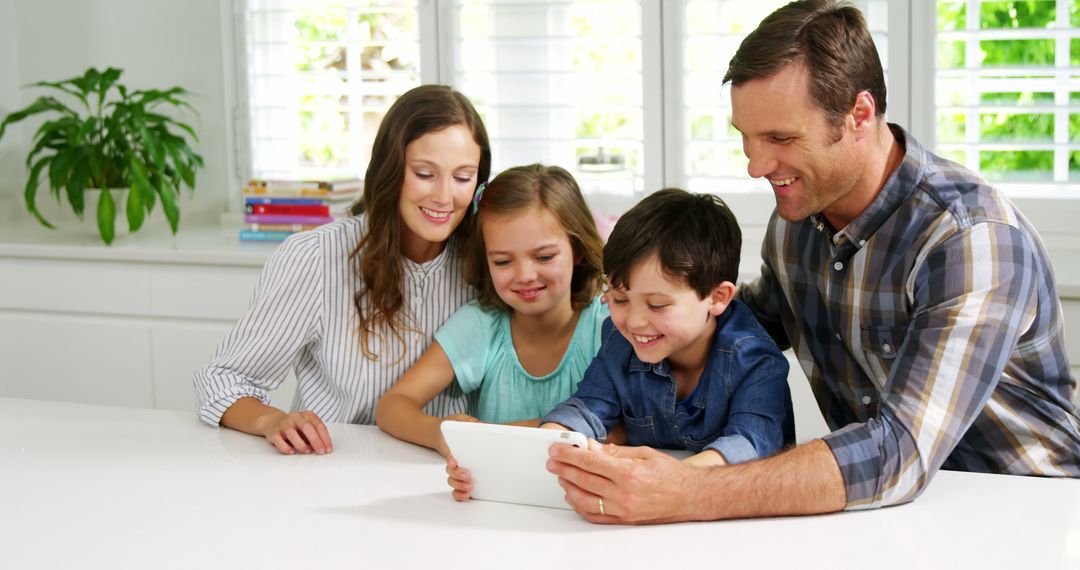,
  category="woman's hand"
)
[258,410,333,455]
